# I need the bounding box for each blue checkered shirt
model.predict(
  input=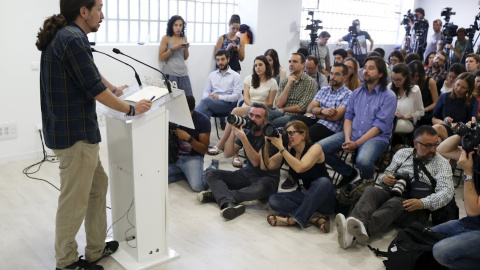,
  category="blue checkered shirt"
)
[40,24,107,149]
[314,85,352,132]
